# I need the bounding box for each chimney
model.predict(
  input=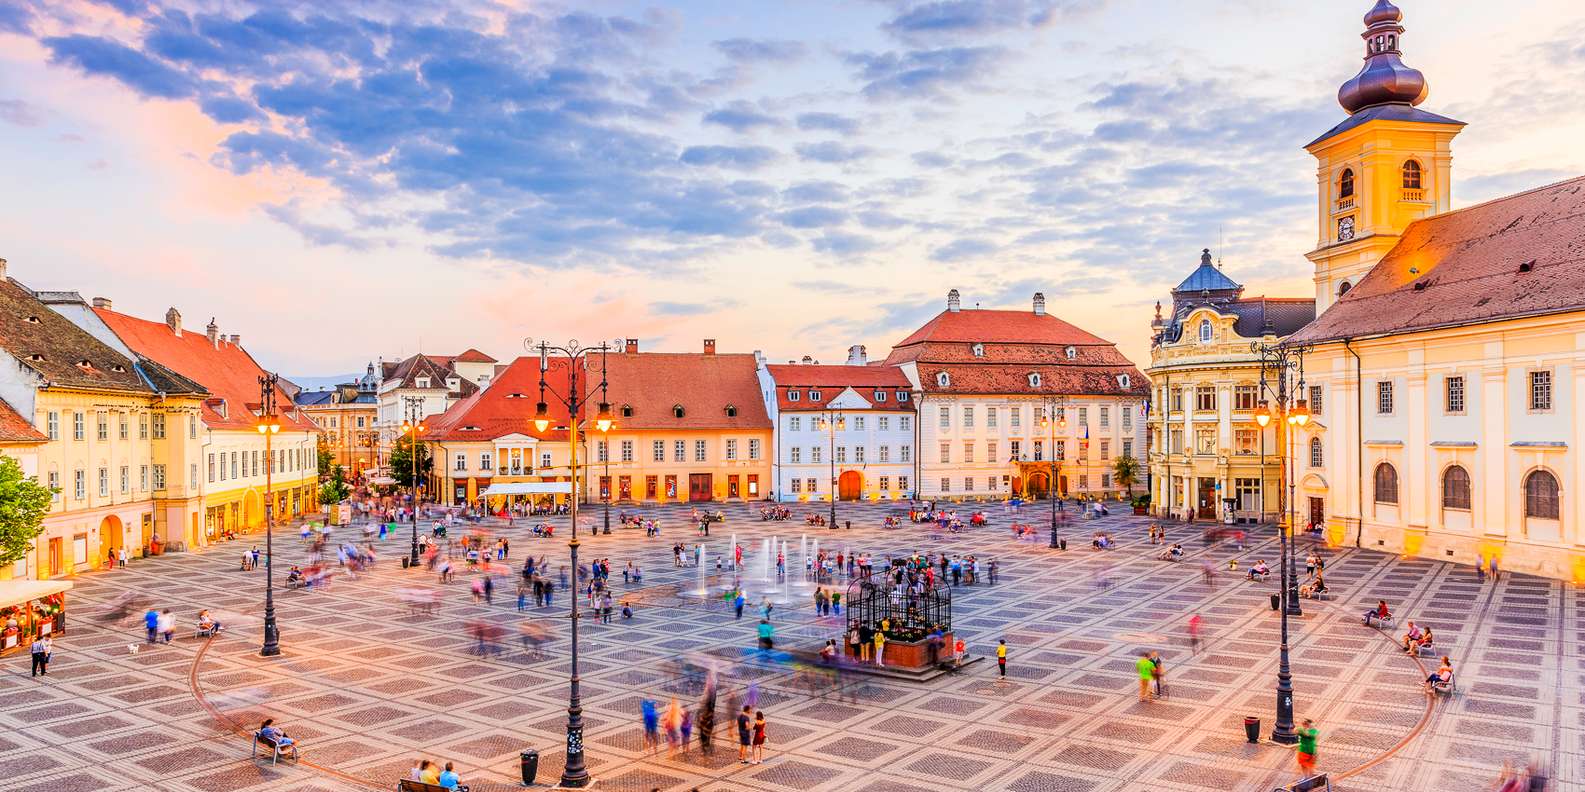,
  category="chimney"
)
[624,338,638,354]
[947,289,961,313]
[846,345,867,366]
[206,318,220,348]
[801,355,813,365]
[165,307,182,336]
[1033,292,1046,316]
[703,339,716,355]
[91,297,112,309]
[230,334,242,346]
[0,258,6,279]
